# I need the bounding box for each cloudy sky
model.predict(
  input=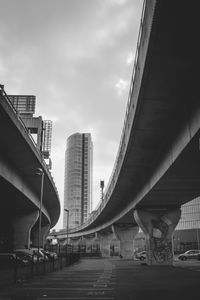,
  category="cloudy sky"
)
[0,0,143,230]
